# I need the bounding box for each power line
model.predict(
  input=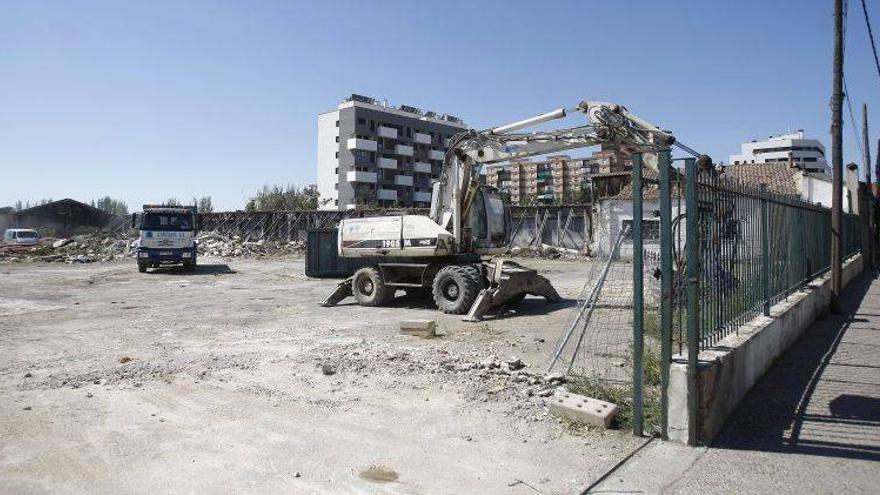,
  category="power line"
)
[860,0,880,81]
[844,77,865,160]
